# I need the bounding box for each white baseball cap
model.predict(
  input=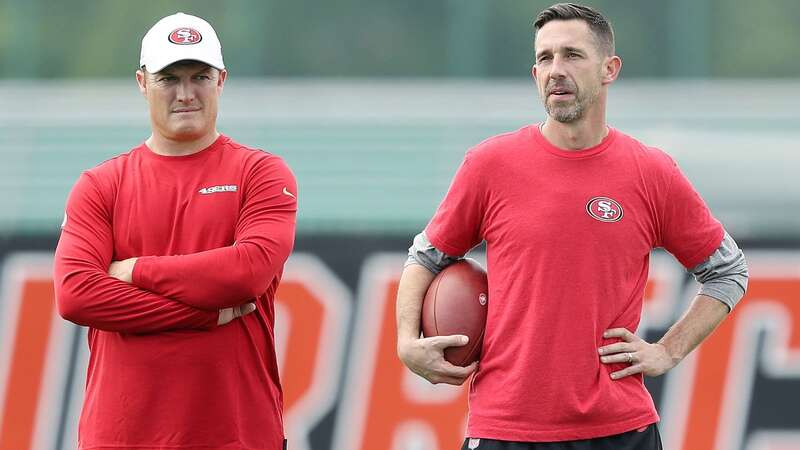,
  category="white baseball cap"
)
[139,12,225,73]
